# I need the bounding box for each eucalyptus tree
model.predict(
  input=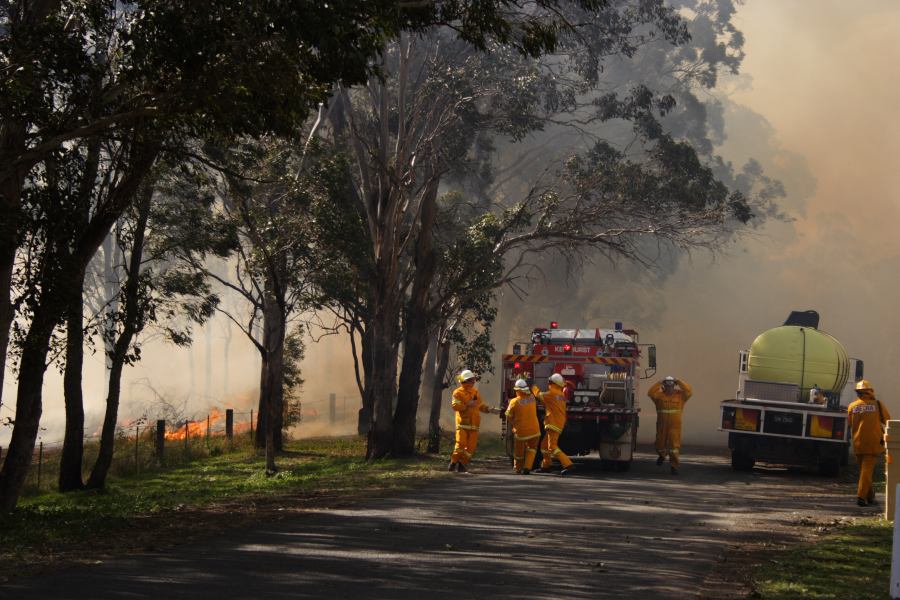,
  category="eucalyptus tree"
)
[0,0,432,511]
[320,0,779,458]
